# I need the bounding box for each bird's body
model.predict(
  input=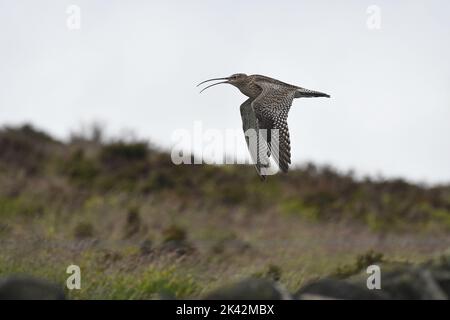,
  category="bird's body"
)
[235,75,296,98]
[198,73,330,179]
